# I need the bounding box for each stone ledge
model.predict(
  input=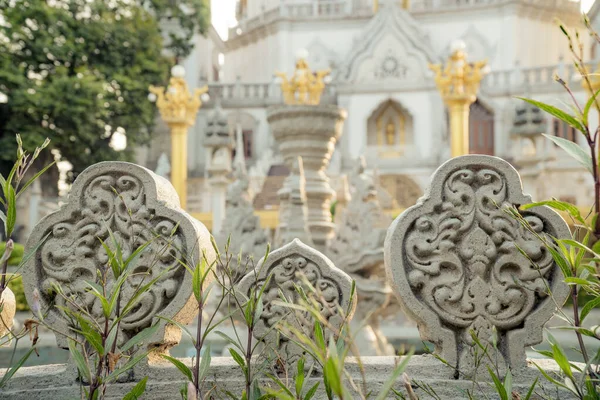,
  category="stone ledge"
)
[0,355,575,399]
